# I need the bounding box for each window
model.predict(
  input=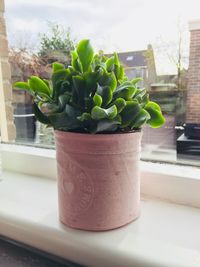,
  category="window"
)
[126,55,134,61]
[1,0,200,167]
